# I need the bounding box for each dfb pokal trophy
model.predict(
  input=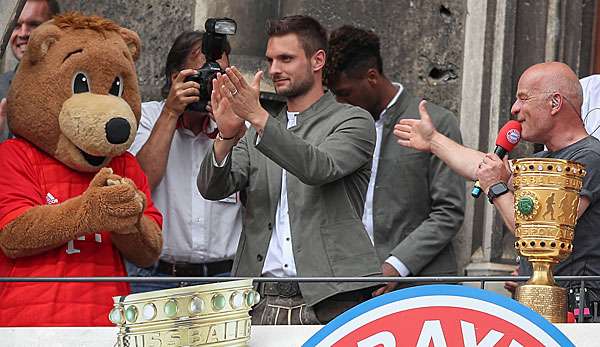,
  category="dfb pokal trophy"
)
[109,279,259,346]
[512,158,586,323]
